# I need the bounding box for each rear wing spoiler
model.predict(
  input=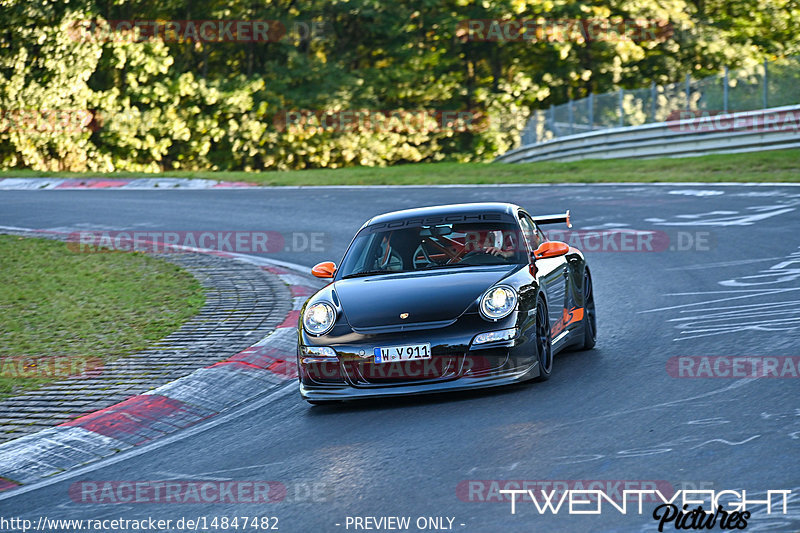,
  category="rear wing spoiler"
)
[531,210,572,228]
